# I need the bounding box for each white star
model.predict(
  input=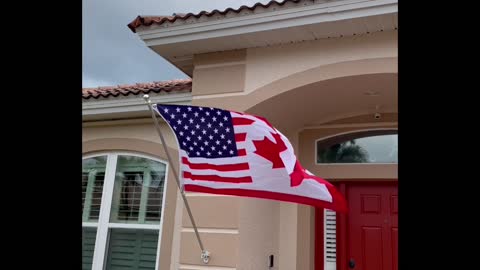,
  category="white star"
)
[163,108,169,113]
[214,129,219,134]
[223,145,227,150]
[194,112,199,117]
[200,117,205,122]
[176,107,181,112]
[205,111,210,116]
[220,134,225,139]
[202,130,207,134]
[207,123,212,128]
[229,150,234,154]
[197,136,202,141]
[195,124,200,129]
[183,113,187,118]
[193,141,198,146]
[210,107,214,110]
[211,146,216,150]
[207,152,211,156]
[204,141,209,146]
[200,146,204,151]
[216,140,220,145]
[184,125,189,130]
[190,130,195,135]
[173,126,177,130]
[182,142,187,146]
[218,151,222,155]
[189,146,193,151]
[177,119,182,125]
[189,119,194,124]
[186,136,191,141]
[227,139,232,144]
[199,107,203,111]
[170,114,175,119]
[212,117,217,122]
[196,151,200,156]
[219,122,224,127]
[179,131,184,136]
[223,116,228,121]
[209,135,214,140]
[226,127,230,133]
[217,111,222,115]
[187,107,192,111]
